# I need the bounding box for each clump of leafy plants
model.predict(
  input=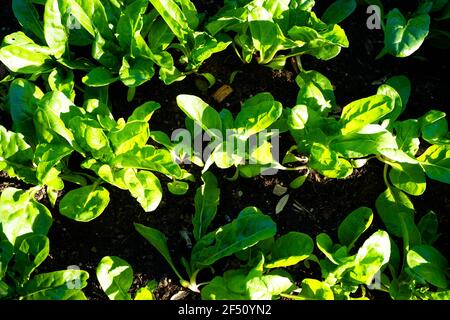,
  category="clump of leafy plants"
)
[205,0,349,69]
[170,92,283,178]
[0,0,230,100]
[0,187,89,299]
[1,79,189,222]
[284,70,449,189]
